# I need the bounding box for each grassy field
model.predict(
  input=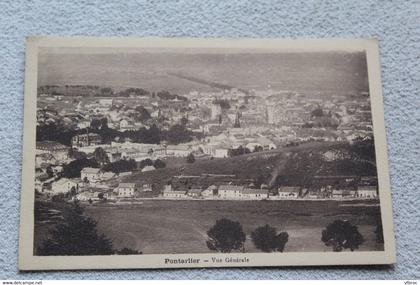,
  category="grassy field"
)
[34,199,384,254]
